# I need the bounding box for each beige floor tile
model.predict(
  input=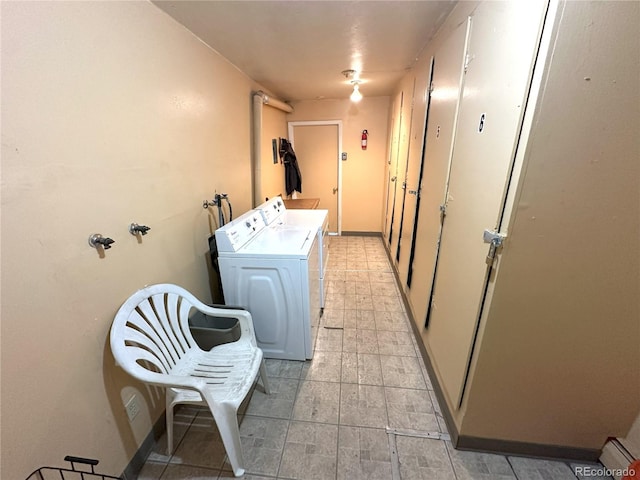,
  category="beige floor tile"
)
[279,422,338,480]
[380,356,427,389]
[368,271,394,281]
[508,457,578,480]
[355,281,372,295]
[136,461,168,479]
[355,309,376,329]
[346,271,371,282]
[356,329,379,354]
[245,377,298,419]
[293,380,340,424]
[169,411,226,469]
[344,293,358,310]
[369,281,398,296]
[223,416,289,477]
[446,442,517,480]
[395,436,456,479]
[343,309,358,329]
[321,308,344,328]
[342,328,357,353]
[339,384,388,428]
[325,292,346,309]
[374,294,404,312]
[376,330,417,357]
[301,351,342,382]
[385,387,438,431]
[356,294,374,310]
[315,327,343,352]
[158,464,218,479]
[217,471,273,479]
[337,426,392,480]
[265,359,303,379]
[357,353,384,385]
[147,406,199,462]
[341,351,358,383]
[374,311,409,332]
